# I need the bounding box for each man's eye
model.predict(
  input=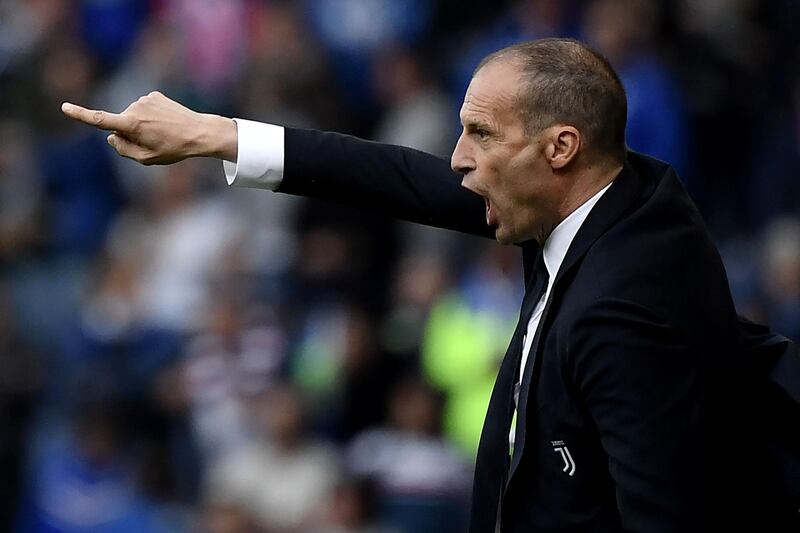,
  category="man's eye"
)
[476,129,490,140]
